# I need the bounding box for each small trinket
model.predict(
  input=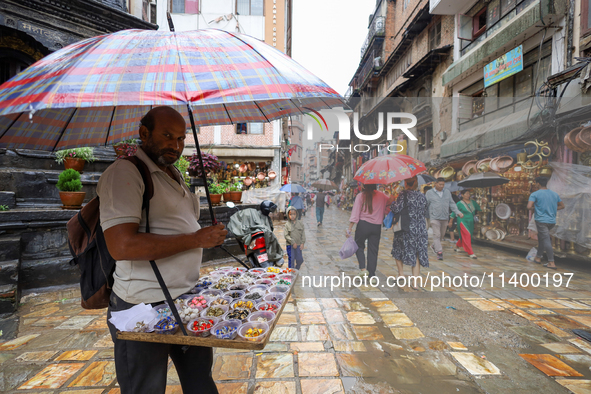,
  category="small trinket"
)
[277,279,291,286]
[156,306,172,319]
[227,292,242,299]
[258,303,278,312]
[187,296,207,309]
[244,327,264,337]
[256,317,269,322]
[266,267,281,273]
[267,295,282,302]
[233,300,254,309]
[210,298,229,306]
[215,325,237,336]
[191,319,214,331]
[155,316,178,332]
[205,307,225,317]
[244,293,262,301]
[282,268,295,274]
[133,321,146,332]
[227,309,249,320]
